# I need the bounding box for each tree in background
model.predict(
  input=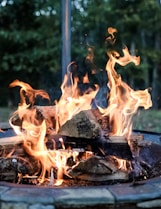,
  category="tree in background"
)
[0,0,161,109]
[0,0,61,106]
[71,0,161,108]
